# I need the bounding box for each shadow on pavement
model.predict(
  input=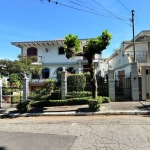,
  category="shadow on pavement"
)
[0,146,8,150]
